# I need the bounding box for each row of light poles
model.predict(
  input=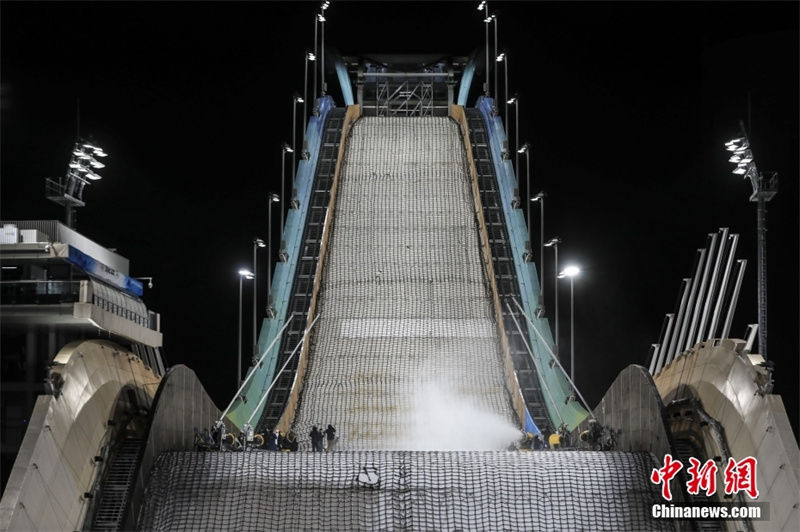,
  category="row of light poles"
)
[475,3,584,382]
[233,1,334,390]
[526,188,581,382]
[236,193,280,388]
